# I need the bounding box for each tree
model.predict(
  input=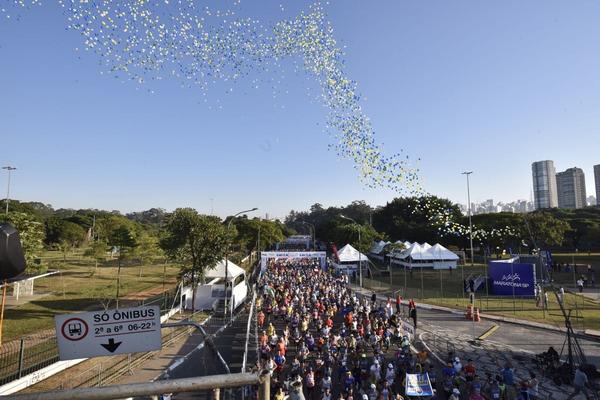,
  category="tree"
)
[522,212,571,249]
[332,222,383,254]
[57,221,87,261]
[135,232,163,277]
[160,208,230,313]
[0,212,45,274]
[107,225,138,308]
[84,239,108,274]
